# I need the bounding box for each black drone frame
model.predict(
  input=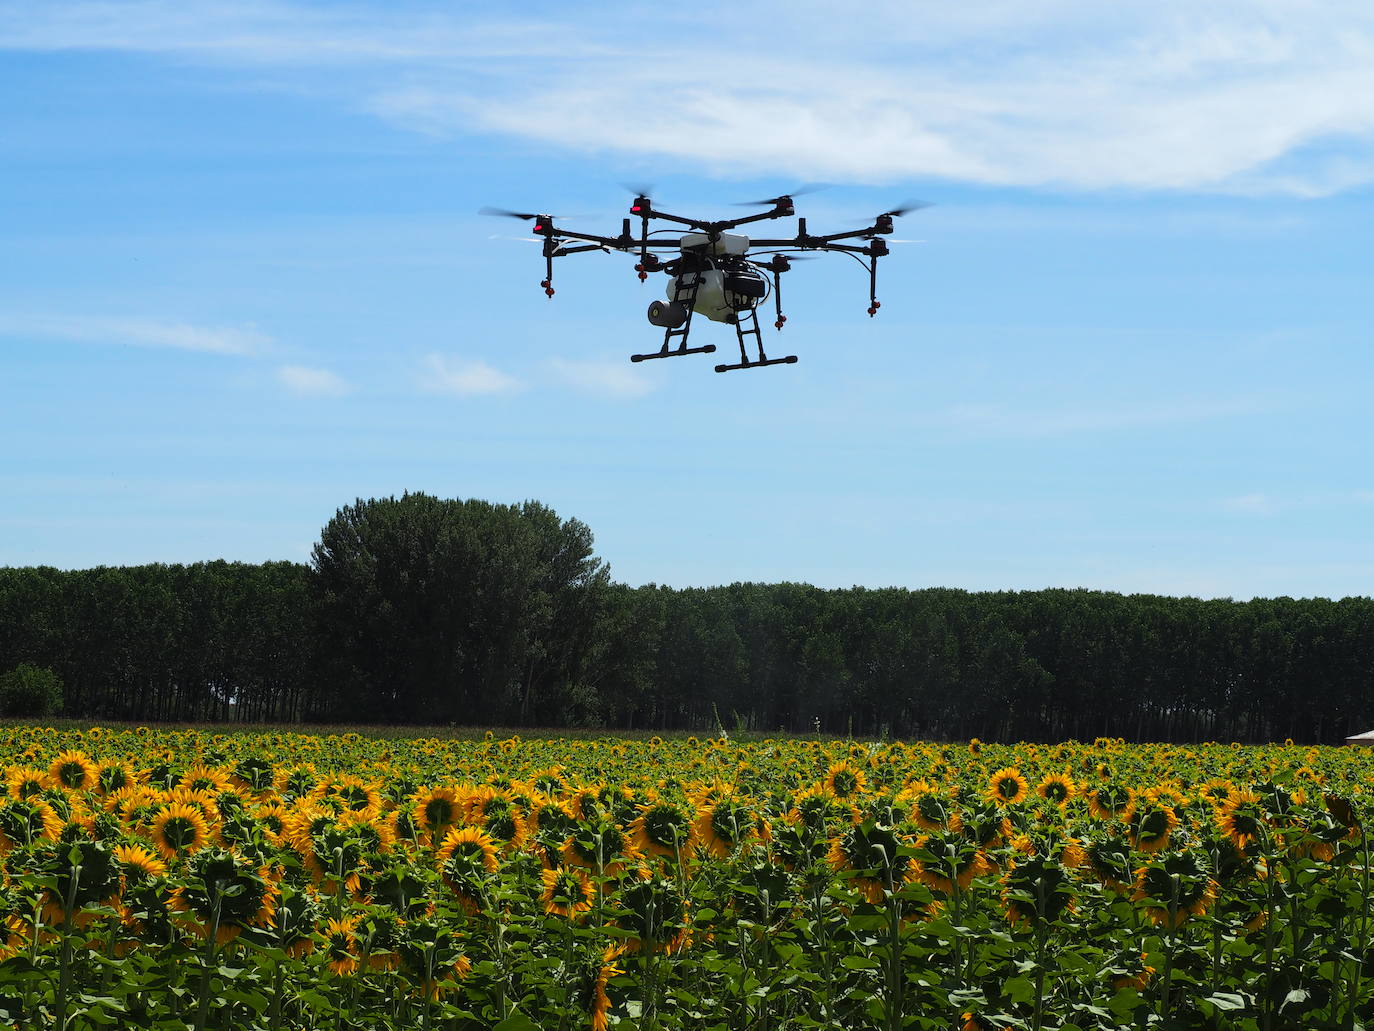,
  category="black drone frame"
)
[488,193,917,373]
